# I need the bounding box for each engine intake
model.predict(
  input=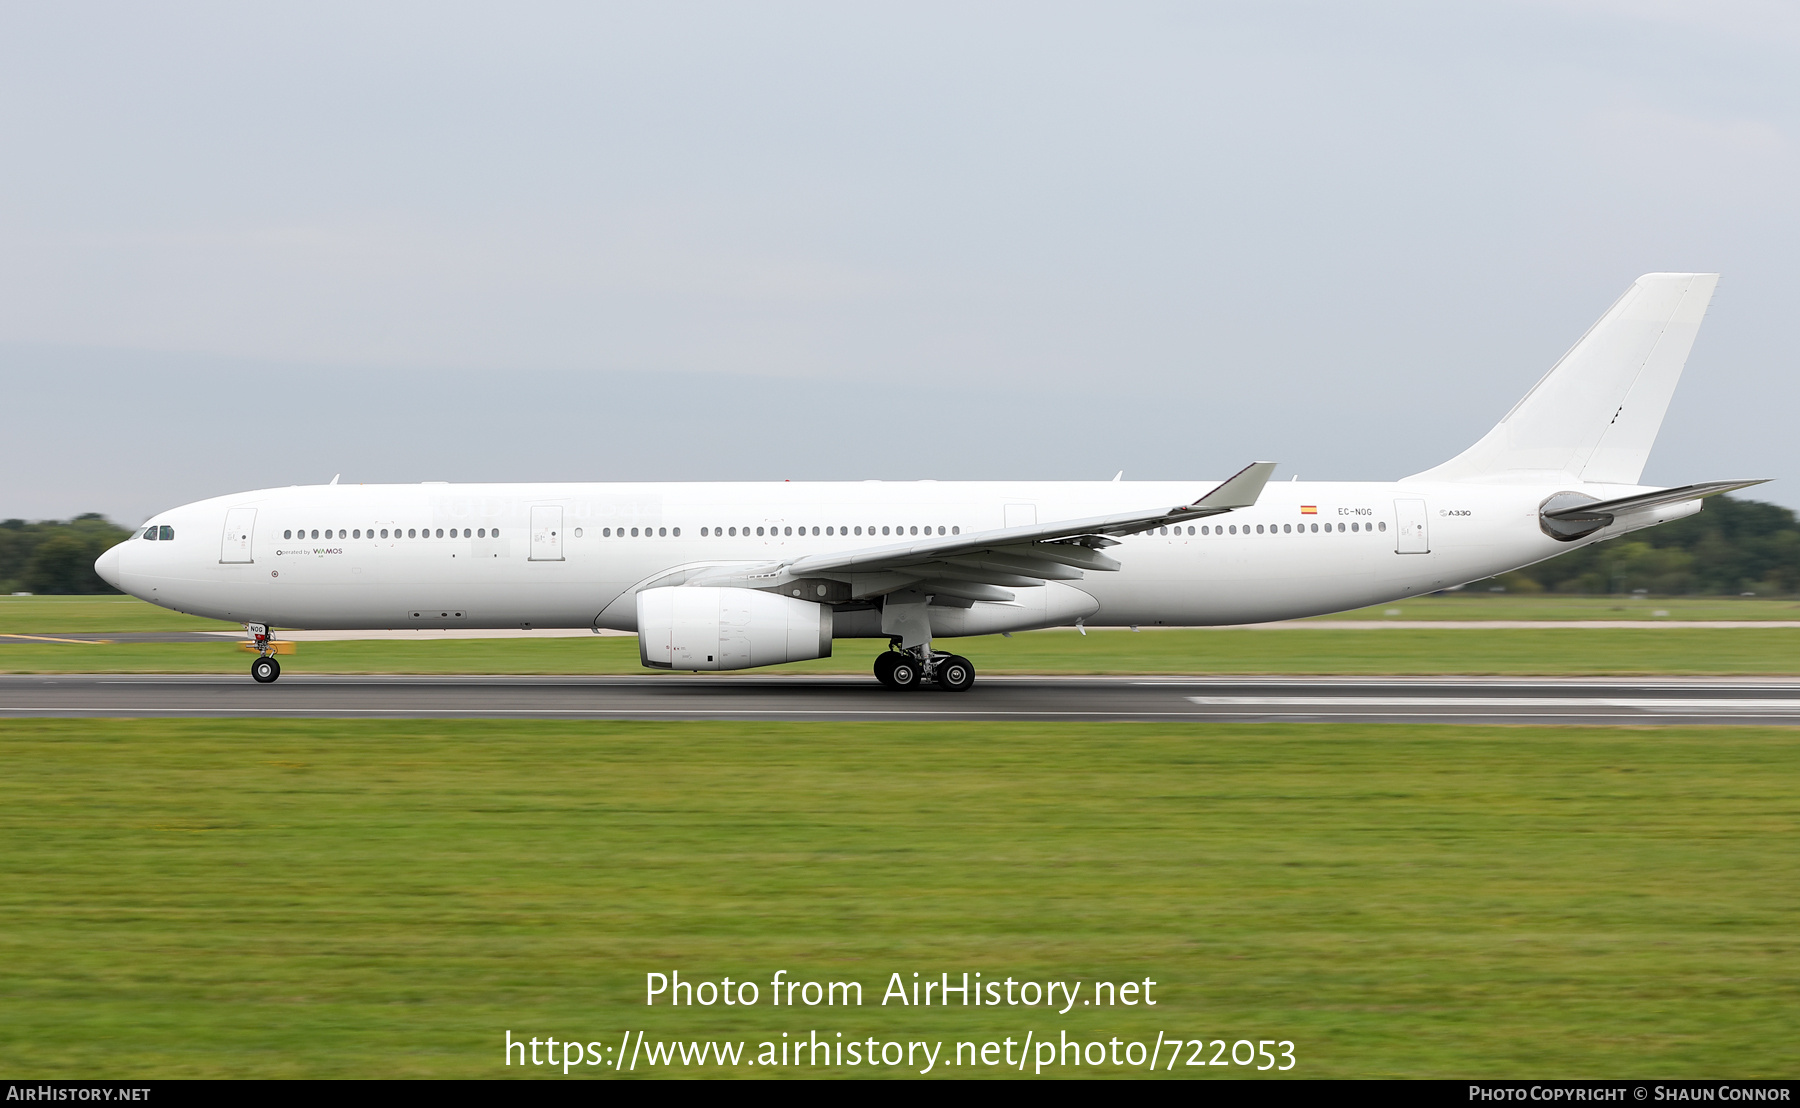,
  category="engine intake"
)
[637,586,833,671]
